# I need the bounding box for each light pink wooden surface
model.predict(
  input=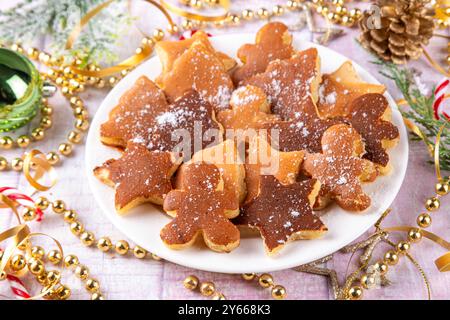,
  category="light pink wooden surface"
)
[0,1,449,300]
